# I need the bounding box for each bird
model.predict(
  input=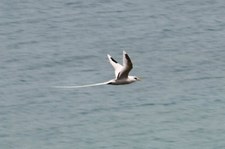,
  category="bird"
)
[107,51,140,85]
[53,51,140,88]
